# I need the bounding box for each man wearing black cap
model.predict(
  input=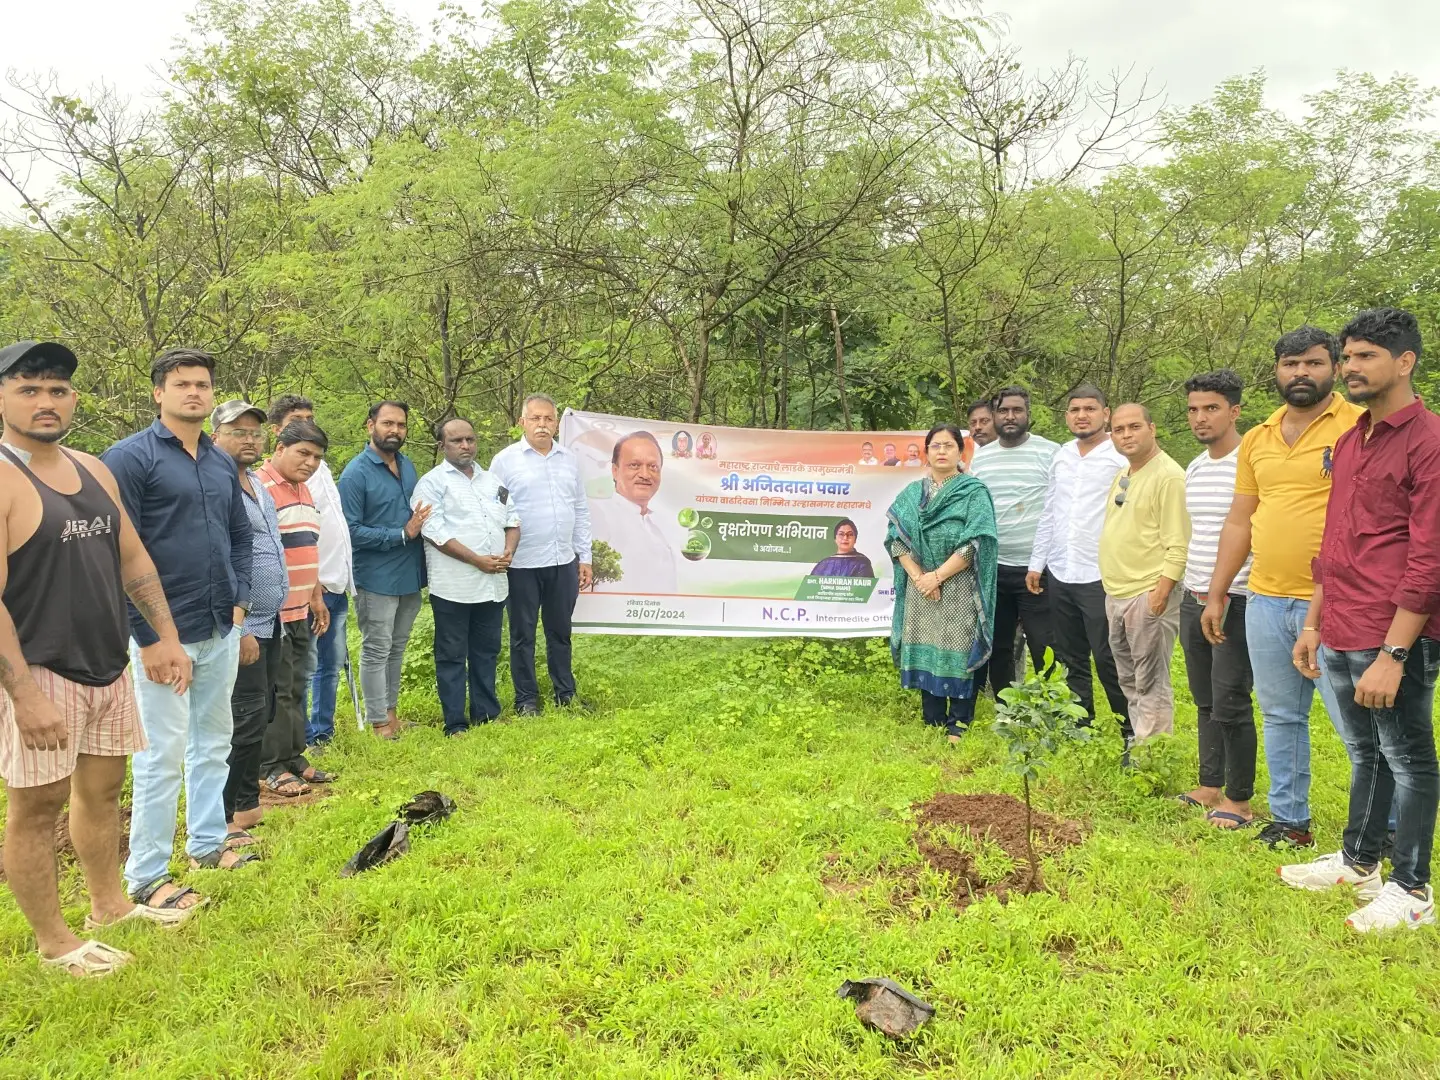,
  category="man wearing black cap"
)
[102,348,254,912]
[0,340,192,976]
